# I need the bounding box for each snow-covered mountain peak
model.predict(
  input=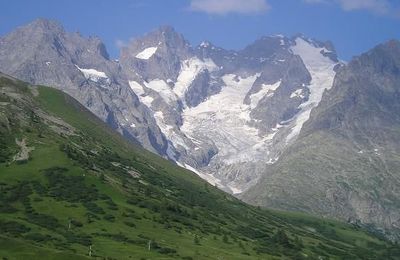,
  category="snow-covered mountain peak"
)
[291,35,338,62]
[0,20,340,195]
[118,30,341,193]
[199,41,211,48]
[291,37,335,69]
